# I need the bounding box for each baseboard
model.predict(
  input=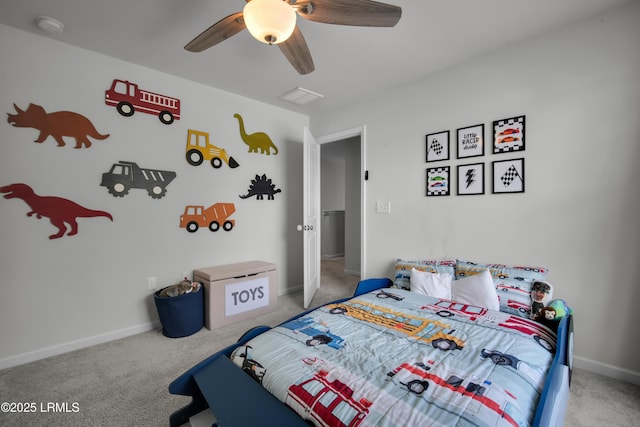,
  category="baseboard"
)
[279,284,302,296]
[343,268,360,276]
[0,321,160,371]
[574,355,640,386]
